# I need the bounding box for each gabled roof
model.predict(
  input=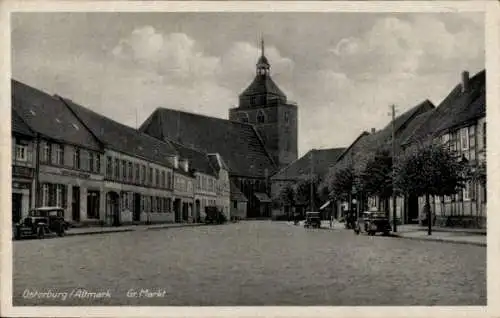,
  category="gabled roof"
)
[230,180,248,202]
[139,108,277,178]
[61,98,178,168]
[271,147,345,181]
[404,70,485,145]
[12,79,101,151]
[331,99,435,174]
[207,153,230,173]
[168,140,217,177]
[11,108,34,137]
